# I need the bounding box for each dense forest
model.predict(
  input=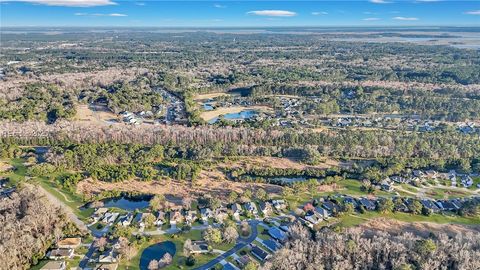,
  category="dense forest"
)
[264,223,480,270]
[0,187,77,270]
